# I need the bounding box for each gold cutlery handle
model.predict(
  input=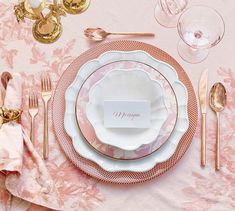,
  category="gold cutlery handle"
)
[30,117,34,145]
[43,102,49,160]
[201,113,206,167]
[109,32,155,37]
[216,112,220,170]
